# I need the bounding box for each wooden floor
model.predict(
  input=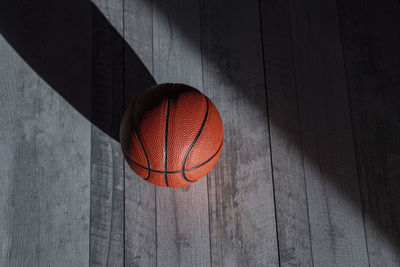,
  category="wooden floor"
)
[1,0,400,266]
